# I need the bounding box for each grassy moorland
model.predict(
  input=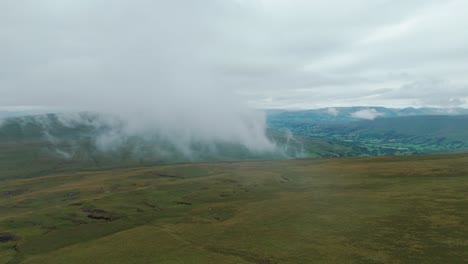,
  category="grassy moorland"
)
[1,153,468,263]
